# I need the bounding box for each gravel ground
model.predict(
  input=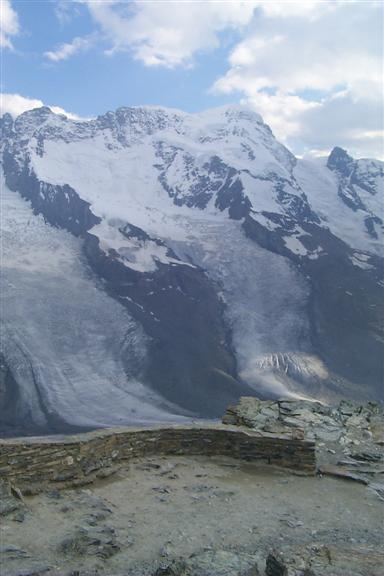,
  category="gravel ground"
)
[1,455,383,575]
